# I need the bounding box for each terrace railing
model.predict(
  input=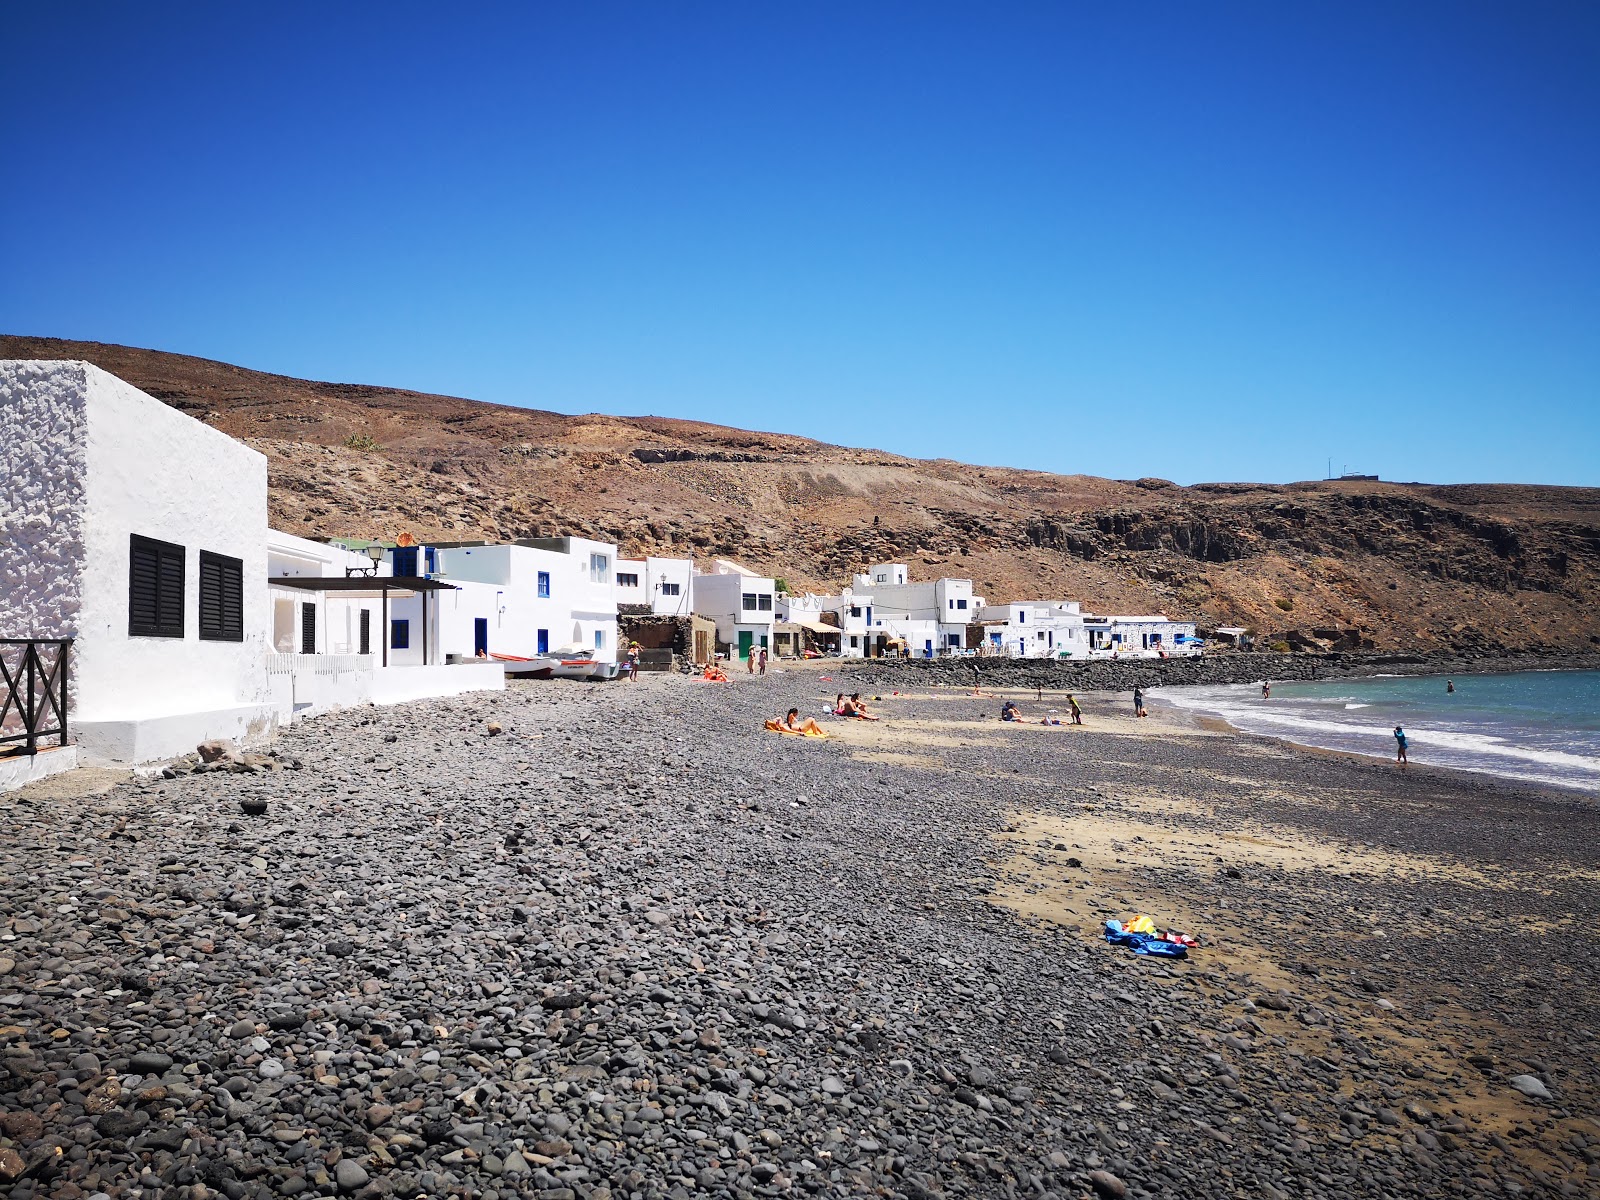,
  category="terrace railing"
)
[0,639,72,756]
